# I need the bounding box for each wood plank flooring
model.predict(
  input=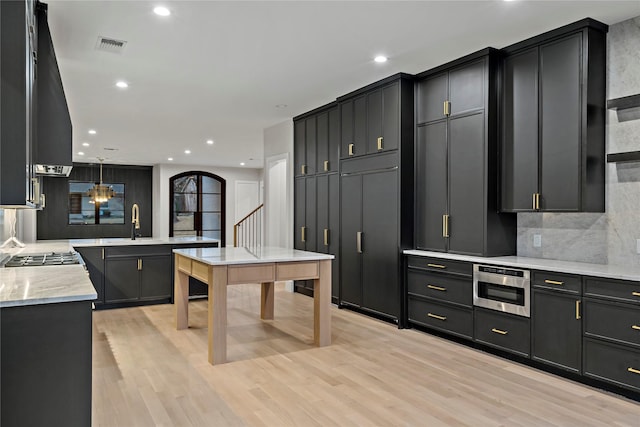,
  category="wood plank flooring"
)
[92,284,640,426]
